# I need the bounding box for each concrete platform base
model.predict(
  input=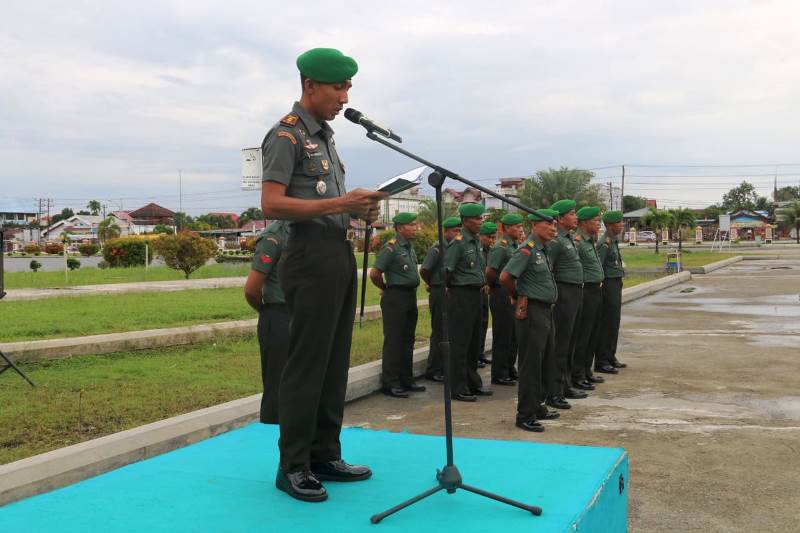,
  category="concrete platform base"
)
[0,424,628,533]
